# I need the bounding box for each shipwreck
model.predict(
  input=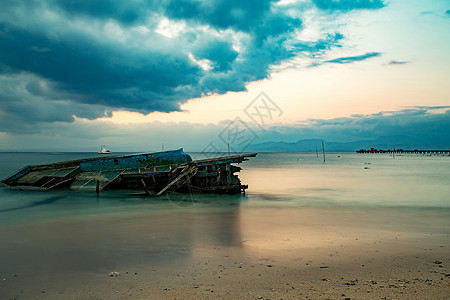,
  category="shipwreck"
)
[1,149,257,195]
